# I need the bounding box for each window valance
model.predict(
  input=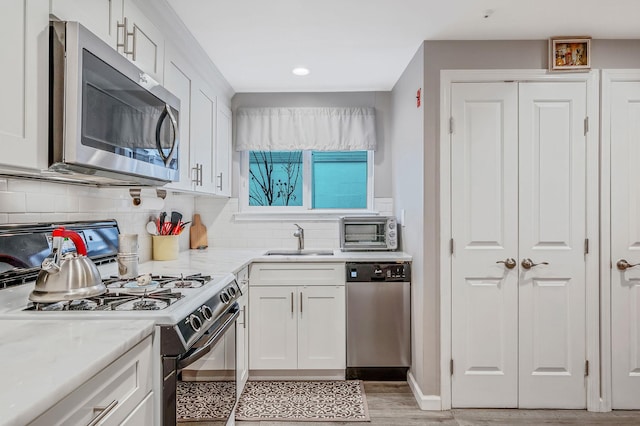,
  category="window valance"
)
[235,107,377,151]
